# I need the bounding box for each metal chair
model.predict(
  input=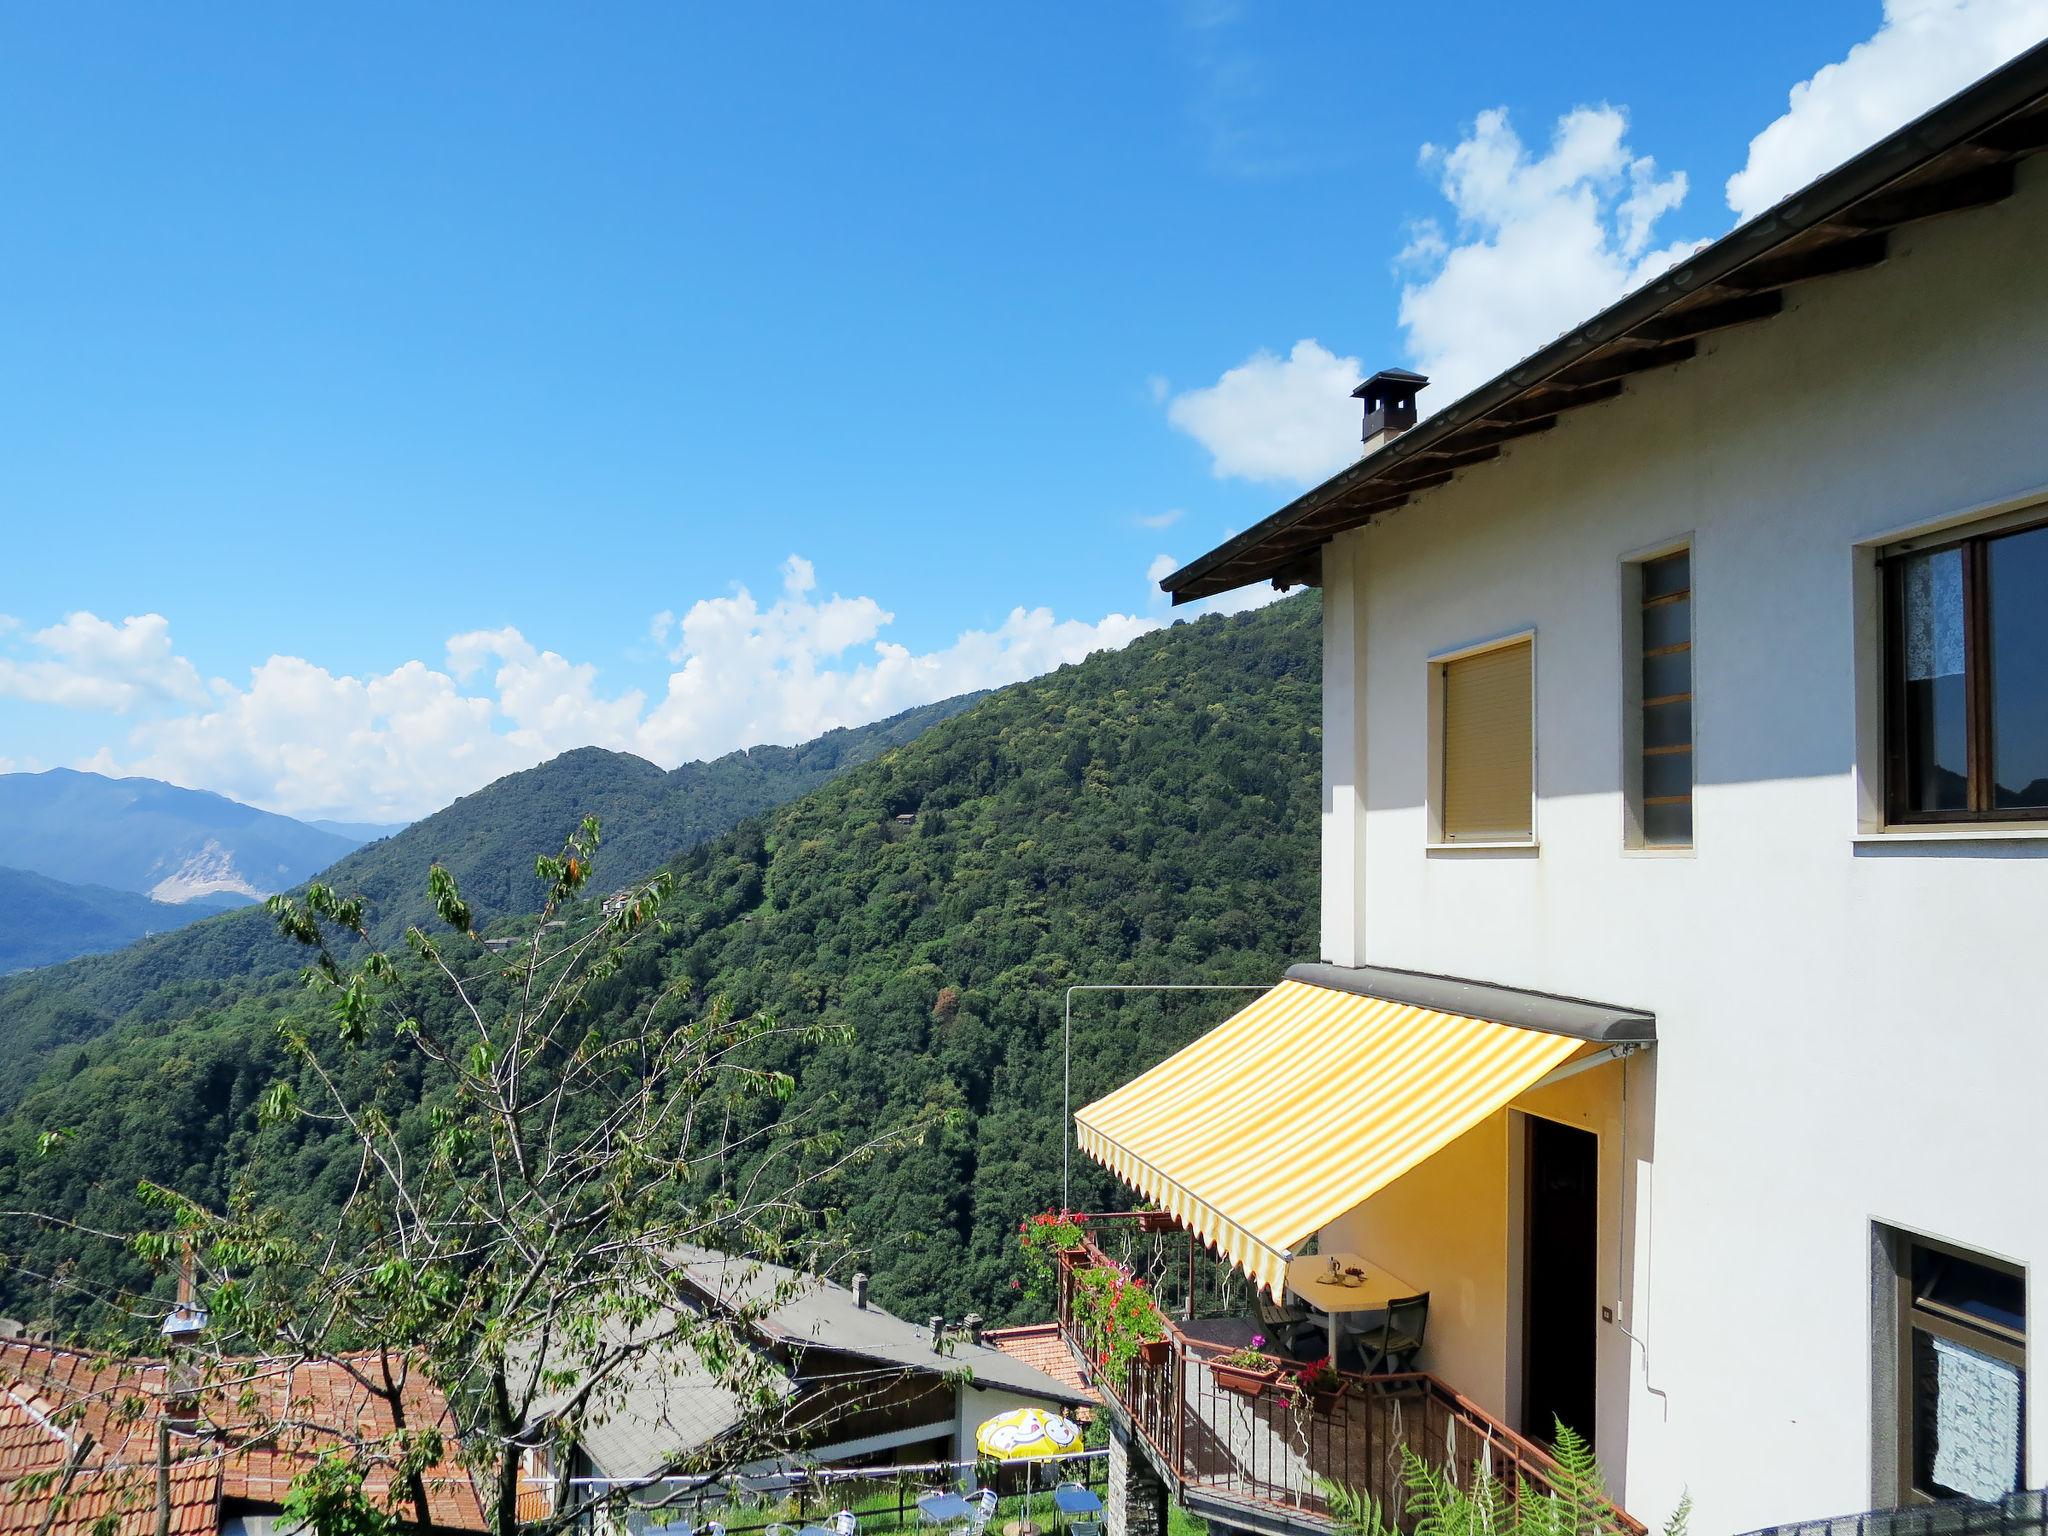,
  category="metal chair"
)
[968,1489,999,1536]
[1355,1292,1429,1375]
[832,1511,856,1536]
